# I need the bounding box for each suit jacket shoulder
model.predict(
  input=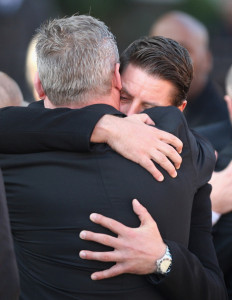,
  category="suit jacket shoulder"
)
[0,101,123,153]
[144,106,216,187]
